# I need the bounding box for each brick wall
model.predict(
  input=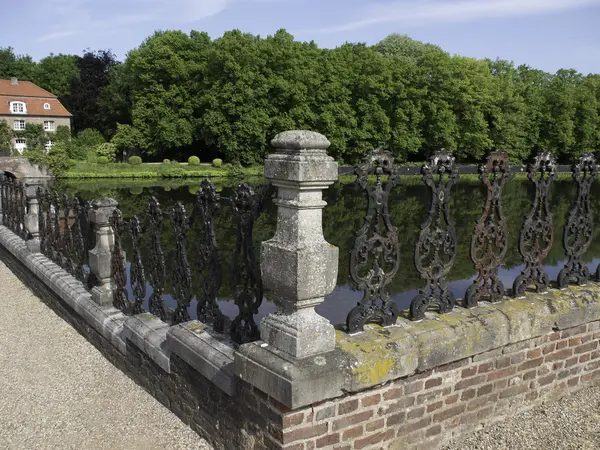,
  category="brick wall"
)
[268,321,600,450]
